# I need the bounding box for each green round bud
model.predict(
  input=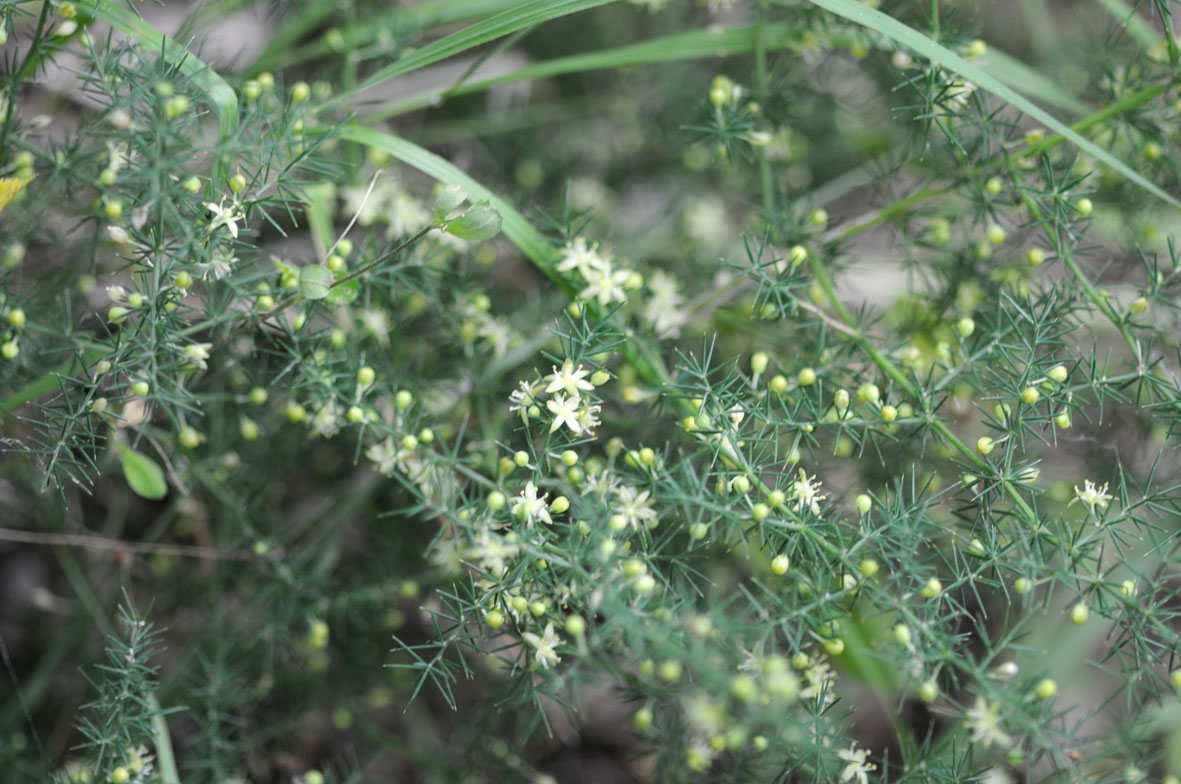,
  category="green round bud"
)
[659,659,682,682]
[856,494,872,515]
[485,610,504,628]
[751,352,769,375]
[229,173,246,193]
[809,208,828,227]
[1014,577,1032,594]
[751,502,770,521]
[767,490,786,508]
[1027,248,1046,266]
[956,317,975,338]
[1020,386,1039,405]
[976,437,995,455]
[1070,602,1089,625]
[770,374,788,393]
[1128,297,1149,316]
[771,555,789,575]
[487,491,506,511]
[291,81,311,103]
[249,386,268,405]
[395,390,413,409]
[1055,412,1072,429]
[550,495,570,514]
[1035,678,1057,699]
[880,404,897,422]
[797,367,816,386]
[893,624,911,646]
[860,558,879,577]
[985,176,1004,195]
[918,680,938,702]
[1047,365,1069,383]
[590,369,610,386]
[565,614,586,636]
[823,637,844,656]
[1075,197,1093,216]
